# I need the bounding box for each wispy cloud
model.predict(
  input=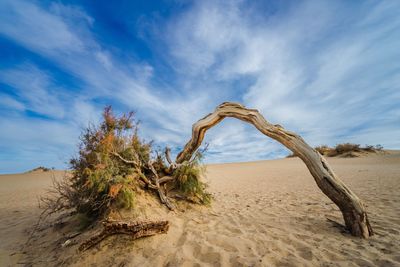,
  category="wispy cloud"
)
[159,0,400,159]
[0,64,67,118]
[0,1,85,53]
[0,0,399,173]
